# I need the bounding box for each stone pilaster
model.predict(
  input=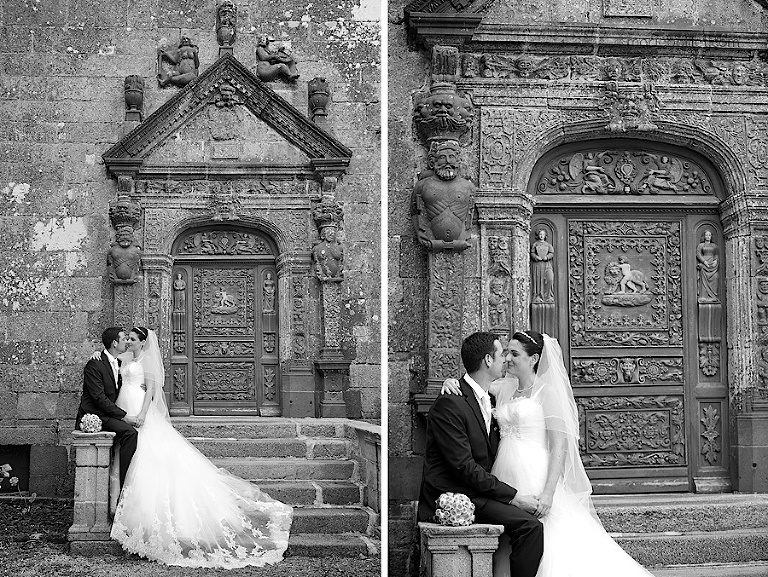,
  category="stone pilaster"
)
[68,431,120,555]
